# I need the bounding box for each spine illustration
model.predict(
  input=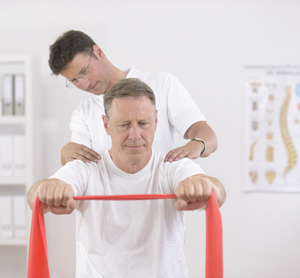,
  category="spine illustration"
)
[249,140,258,161]
[279,86,297,177]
